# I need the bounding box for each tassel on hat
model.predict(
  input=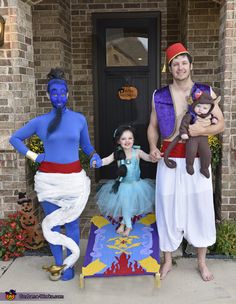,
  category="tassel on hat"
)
[162,54,167,73]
